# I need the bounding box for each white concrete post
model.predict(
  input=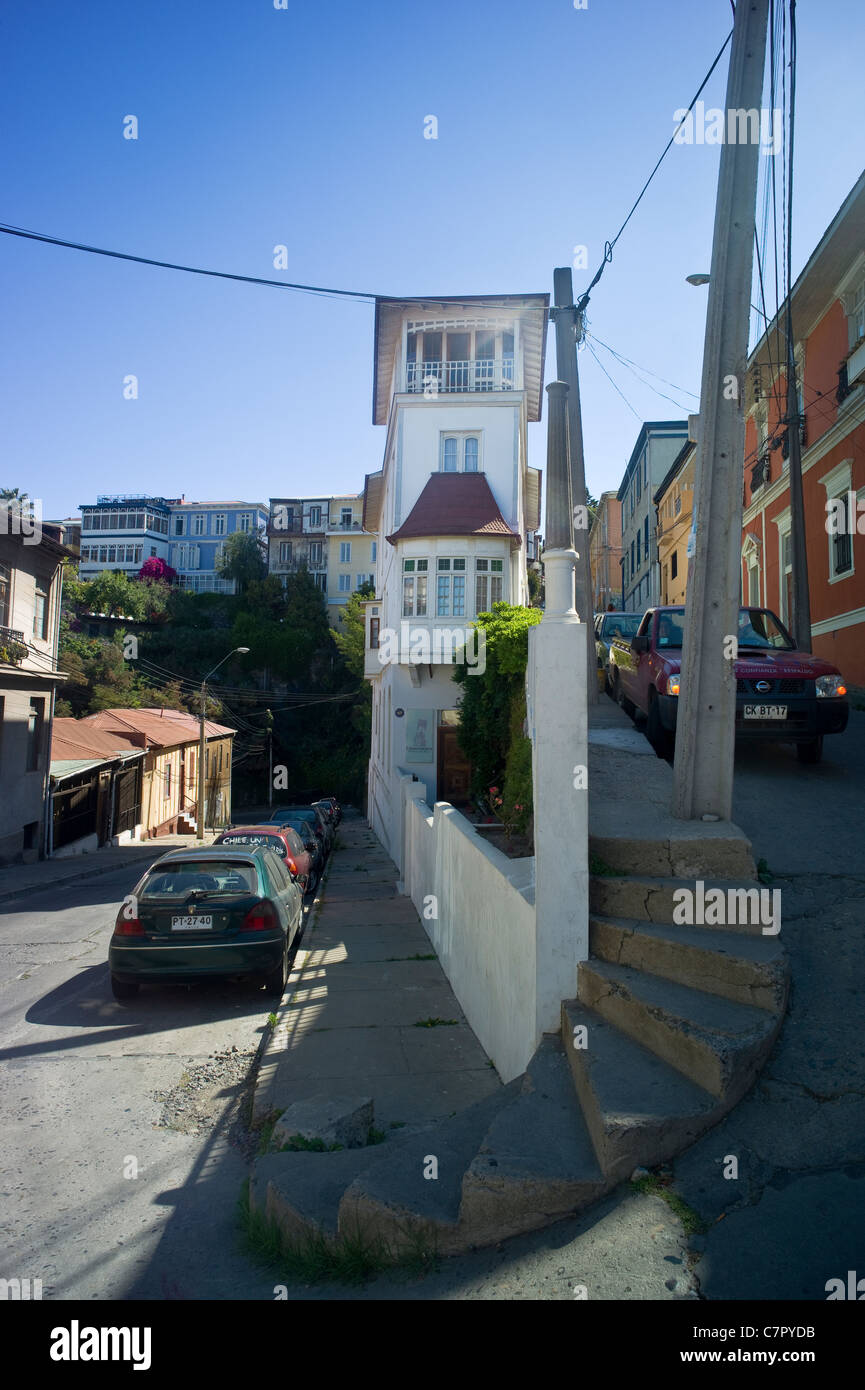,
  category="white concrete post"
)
[528,380,590,1037]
